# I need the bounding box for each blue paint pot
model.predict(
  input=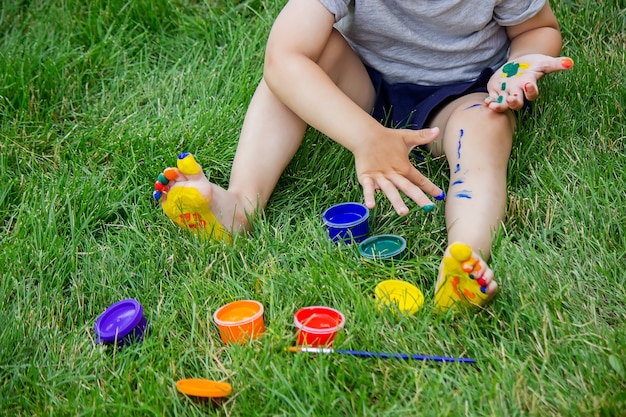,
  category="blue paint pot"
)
[322,202,370,244]
[94,299,147,348]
